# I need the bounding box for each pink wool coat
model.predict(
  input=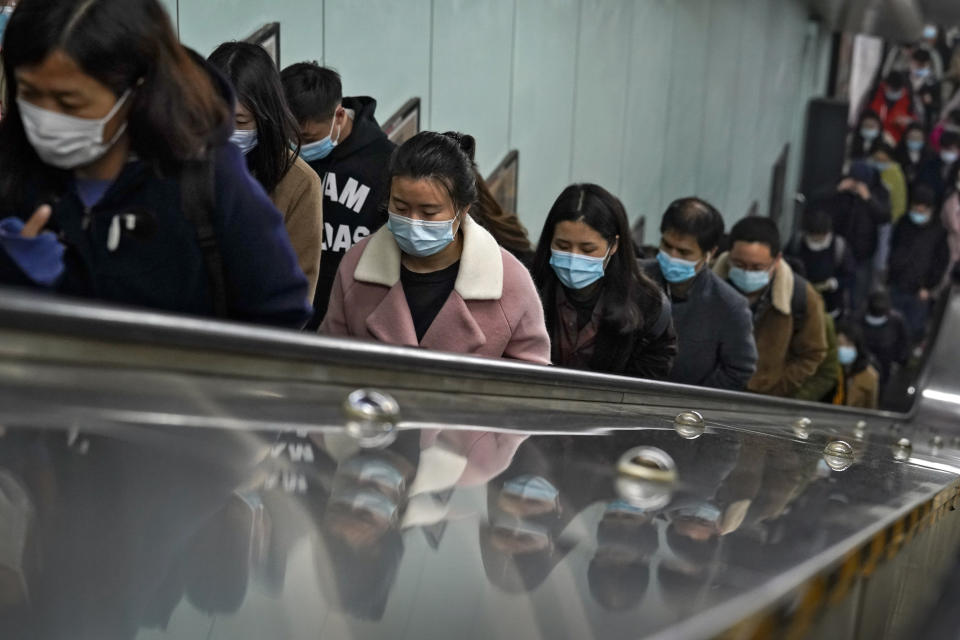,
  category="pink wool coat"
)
[320,214,551,365]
